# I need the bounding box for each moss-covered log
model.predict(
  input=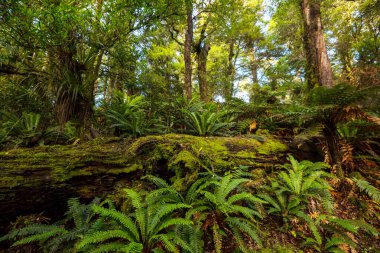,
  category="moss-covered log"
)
[0,133,287,231]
